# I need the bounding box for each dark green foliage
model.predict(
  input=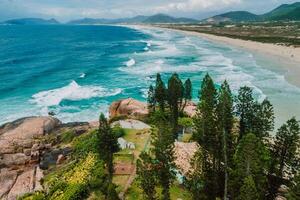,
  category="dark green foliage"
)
[112,125,125,138]
[151,124,176,200]
[287,175,300,199]
[231,133,270,199]
[236,86,255,140]
[184,78,192,101]
[60,130,76,144]
[147,84,156,113]
[216,80,234,199]
[73,130,99,158]
[236,87,274,139]
[137,152,157,200]
[194,73,217,151]
[167,73,184,138]
[155,73,167,111]
[270,117,300,178]
[238,176,260,200]
[106,183,120,200]
[97,113,120,181]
